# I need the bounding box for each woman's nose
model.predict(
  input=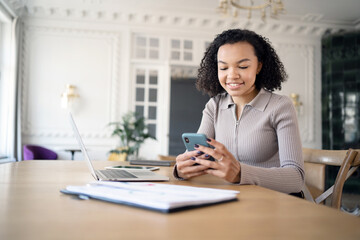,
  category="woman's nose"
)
[228,68,240,78]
